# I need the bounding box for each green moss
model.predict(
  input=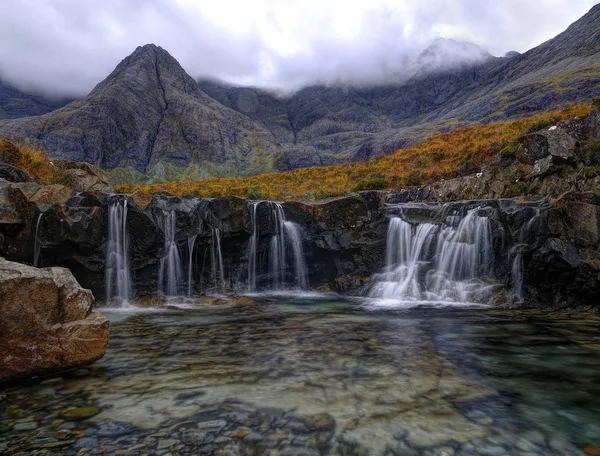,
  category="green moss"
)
[499,140,520,161]
[592,97,600,107]
[524,116,561,134]
[352,178,389,192]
